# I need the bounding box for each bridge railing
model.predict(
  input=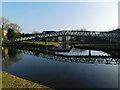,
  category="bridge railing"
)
[15,31,120,41]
